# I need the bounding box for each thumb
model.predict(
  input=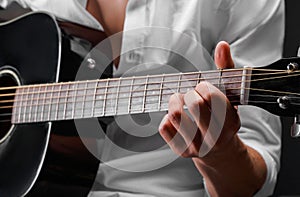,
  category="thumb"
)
[214,41,238,109]
[214,41,235,69]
